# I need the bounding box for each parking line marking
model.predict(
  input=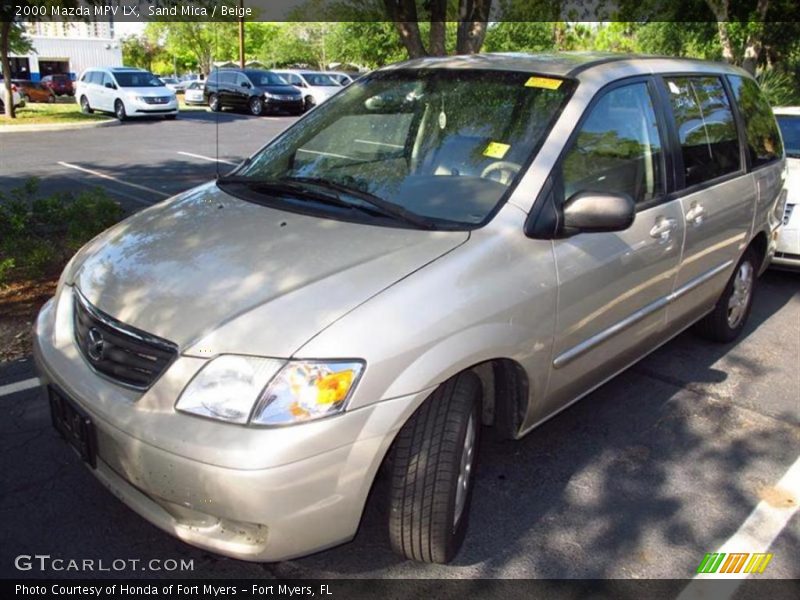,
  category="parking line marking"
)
[62,174,156,207]
[177,151,238,166]
[57,162,170,198]
[0,378,40,398]
[677,455,800,597]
